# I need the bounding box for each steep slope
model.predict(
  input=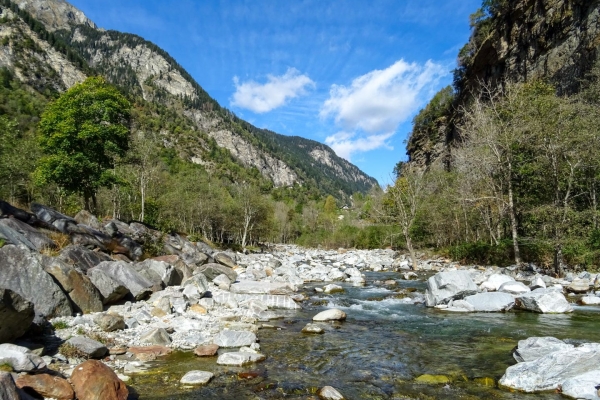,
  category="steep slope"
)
[10,0,377,197]
[407,0,600,169]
